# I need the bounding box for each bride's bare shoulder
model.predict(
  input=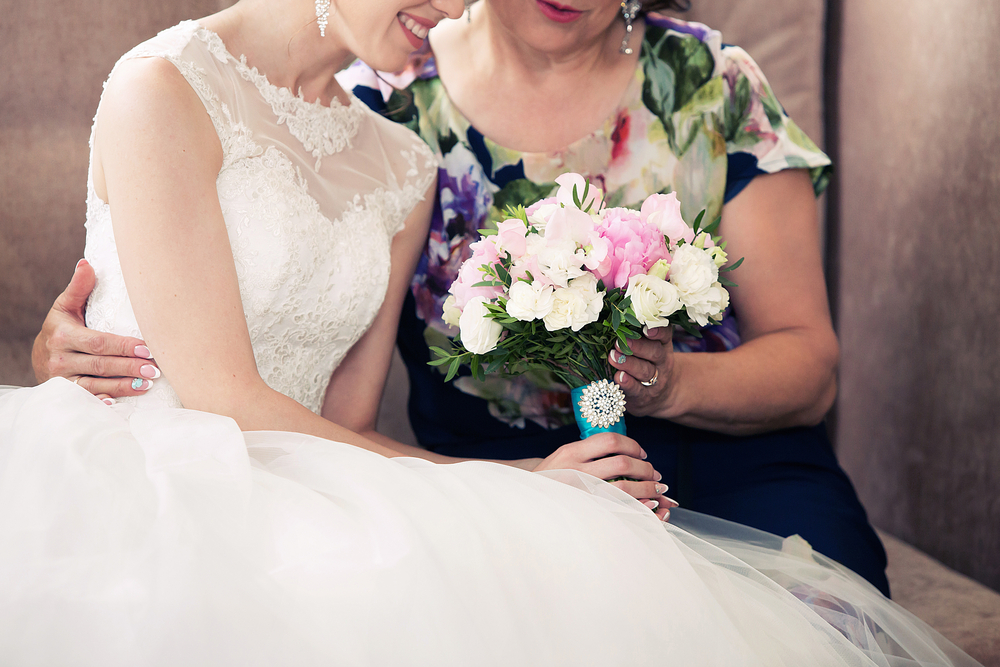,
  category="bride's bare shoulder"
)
[96,56,221,164]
